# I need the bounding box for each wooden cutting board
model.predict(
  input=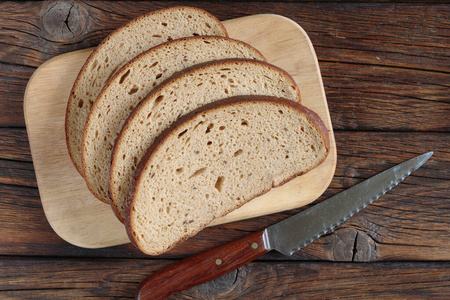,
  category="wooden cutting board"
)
[24,14,337,249]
